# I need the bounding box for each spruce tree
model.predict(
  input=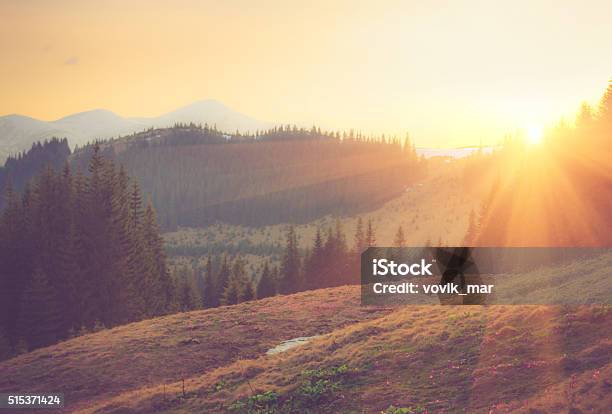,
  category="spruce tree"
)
[215,256,231,306]
[176,267,199,312]
[241,280,255,302]
[17,267,62,350]
[366,219,376,247]
[202,256,216,308]
[304,228,324,290]
[256,261,276,299]
[0,328,12,361]
[222,276,241,306]
[142,199,173,316]
[353,217,365,253]
[222,259,247,305]
[334,218,347,254]
[394,226,406,247]
[463,209,479,246]
[280,225,301,294]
